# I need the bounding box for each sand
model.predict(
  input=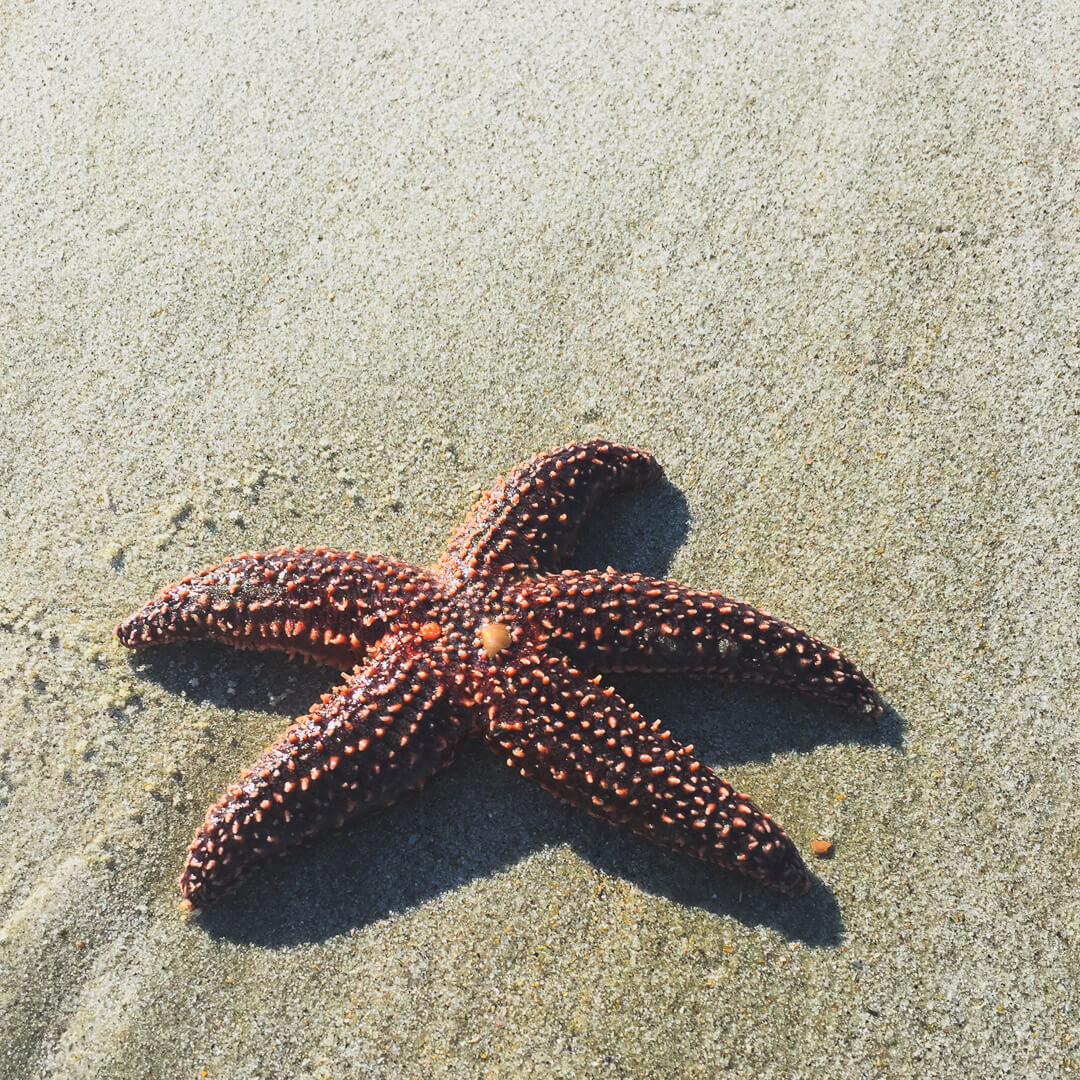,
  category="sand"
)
[1,1,1077,1076]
